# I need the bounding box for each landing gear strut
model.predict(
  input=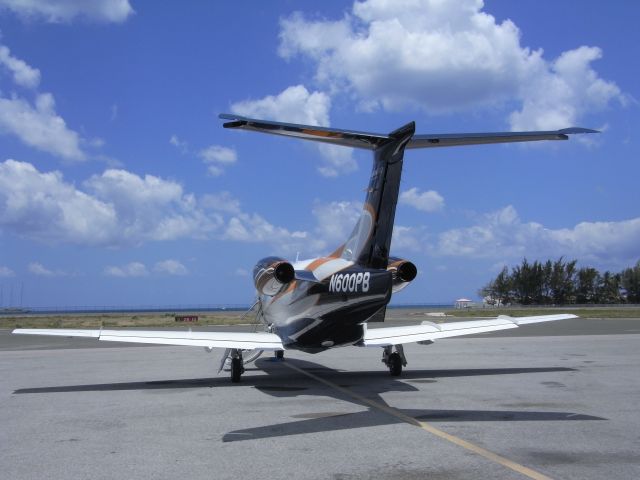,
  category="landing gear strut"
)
[382,345,407,376]
[230,349,245,383]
